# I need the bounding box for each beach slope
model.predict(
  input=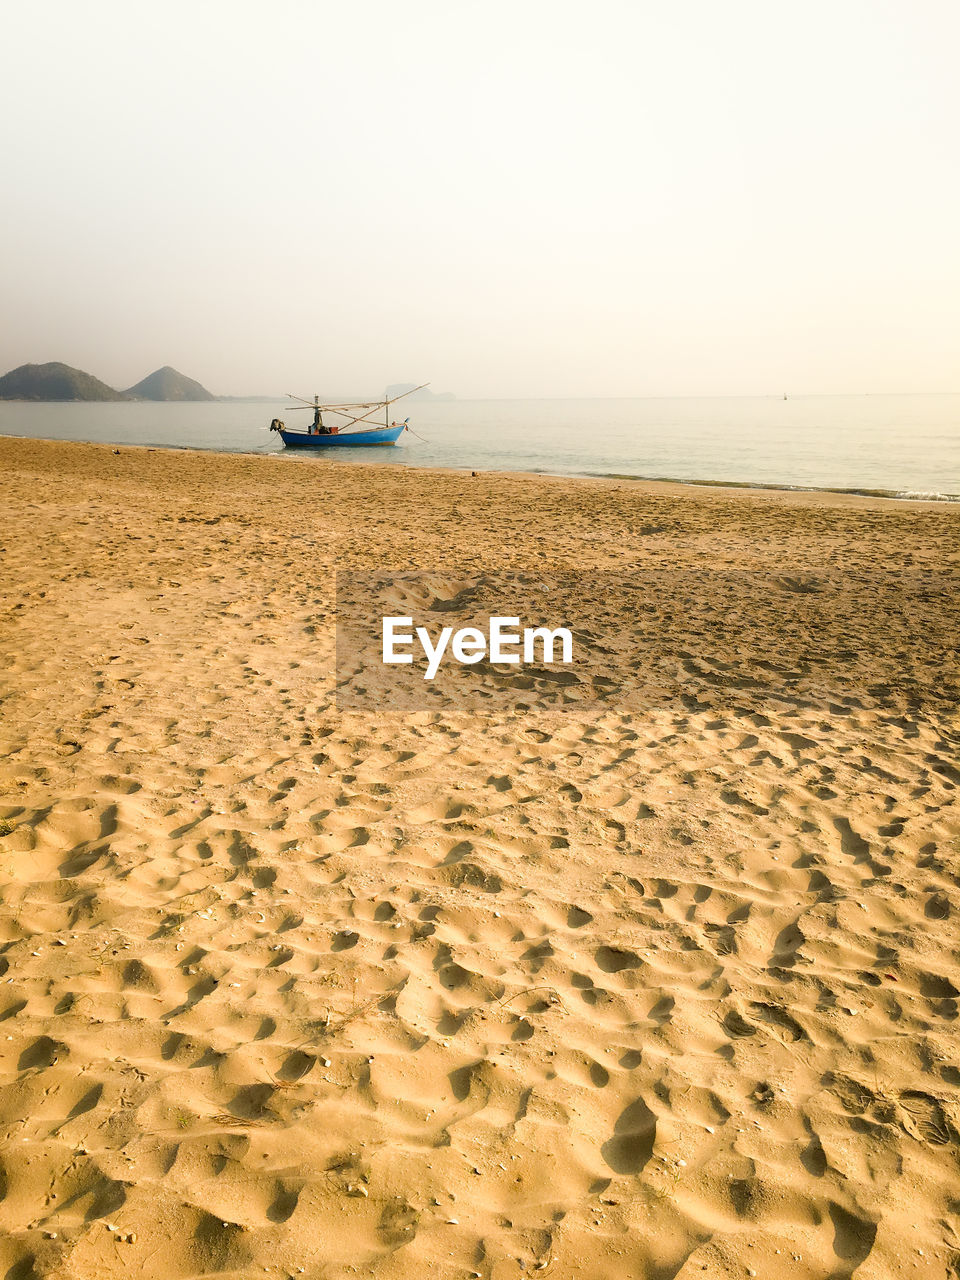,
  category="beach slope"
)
[1,438,958,1279]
